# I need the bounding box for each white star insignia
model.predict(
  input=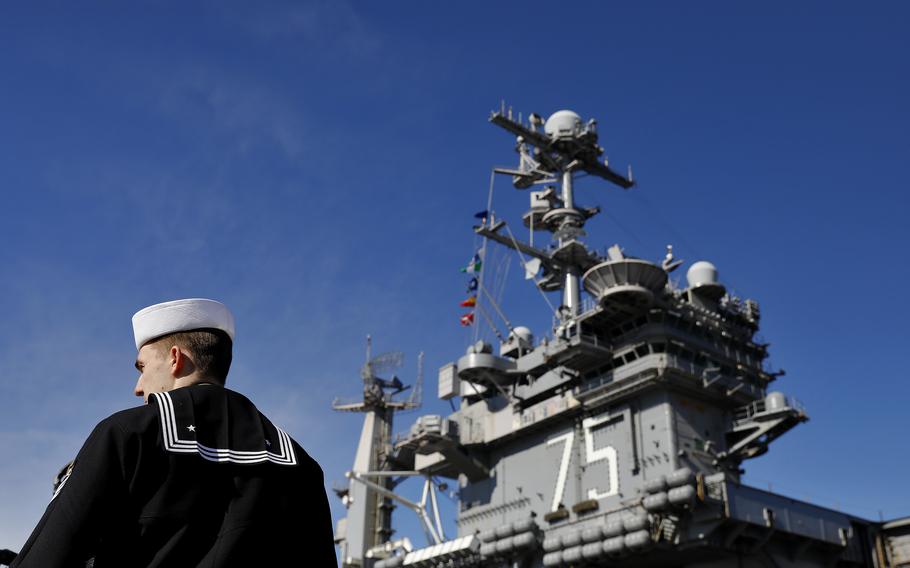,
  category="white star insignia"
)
[265,439,271,447]
[187,425,196,432]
